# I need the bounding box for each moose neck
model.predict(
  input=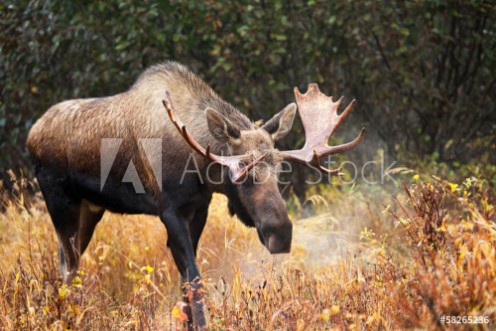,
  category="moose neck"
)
[226,181,255,227]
